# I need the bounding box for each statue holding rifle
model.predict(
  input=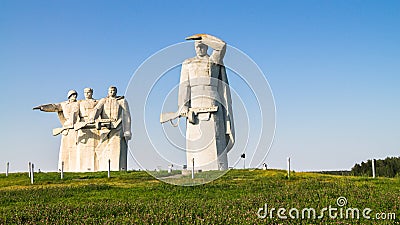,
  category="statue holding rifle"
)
[161,34,235,171]
[76,87,99,172]
[33,90,80,172]
[34,86,132,172]
[90,86,132,171]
